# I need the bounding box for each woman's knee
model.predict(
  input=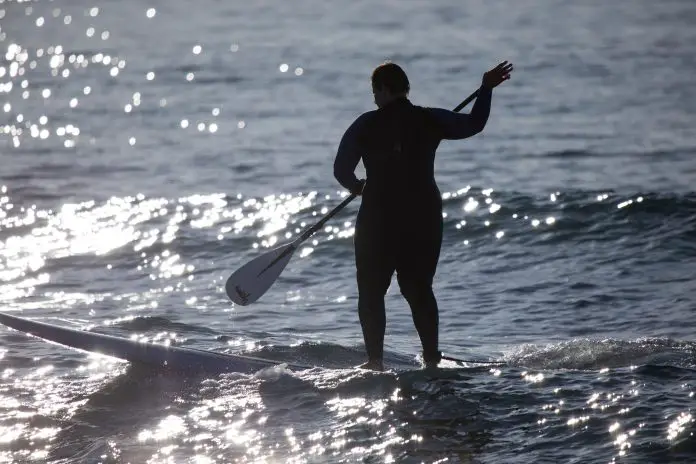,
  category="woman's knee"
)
[396,275,433,302]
